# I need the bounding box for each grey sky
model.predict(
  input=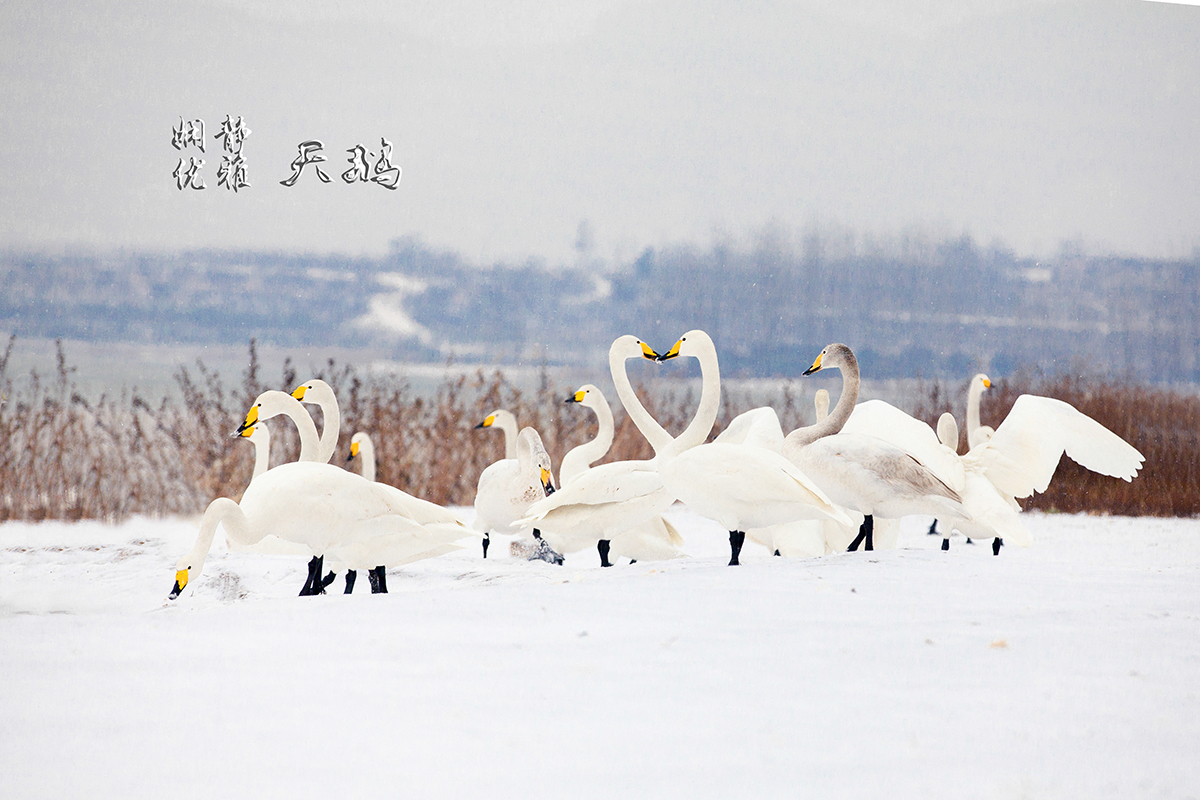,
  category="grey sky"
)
[1,0,1197,265]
